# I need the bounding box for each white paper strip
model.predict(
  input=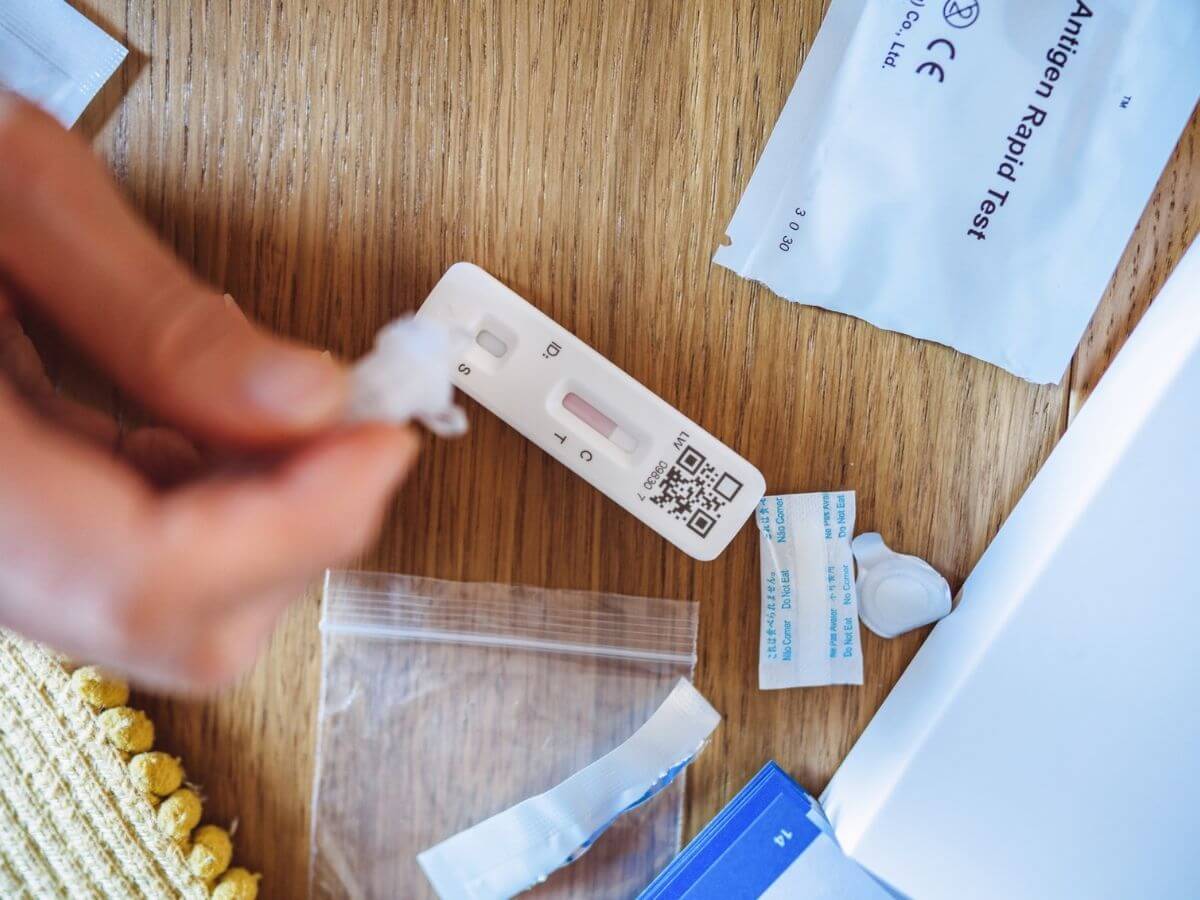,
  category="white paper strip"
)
[418,678,720,900]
